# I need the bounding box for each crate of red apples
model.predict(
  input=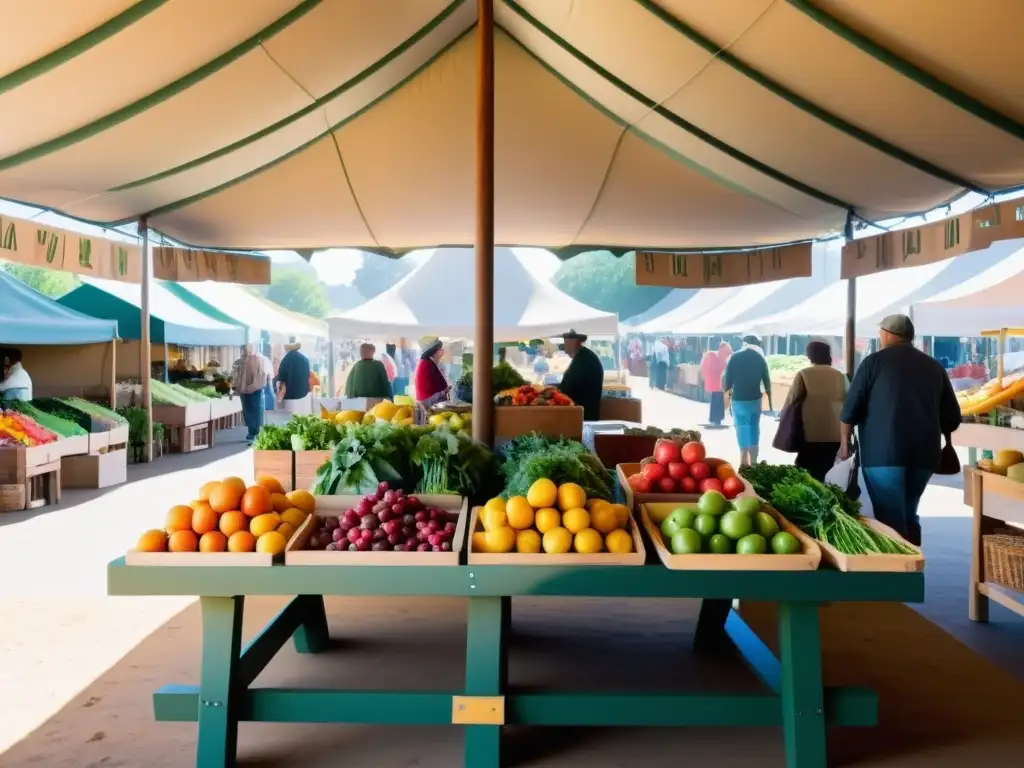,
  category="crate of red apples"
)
[286,482,468,566]
[617,438,743,511]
